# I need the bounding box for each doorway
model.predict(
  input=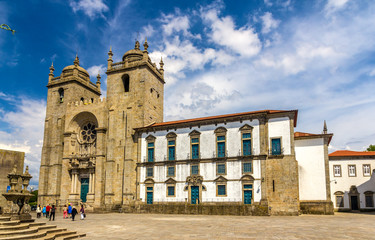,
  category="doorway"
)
[350,195,359,210]
[80,178,89,202]
[191,186,199,204]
